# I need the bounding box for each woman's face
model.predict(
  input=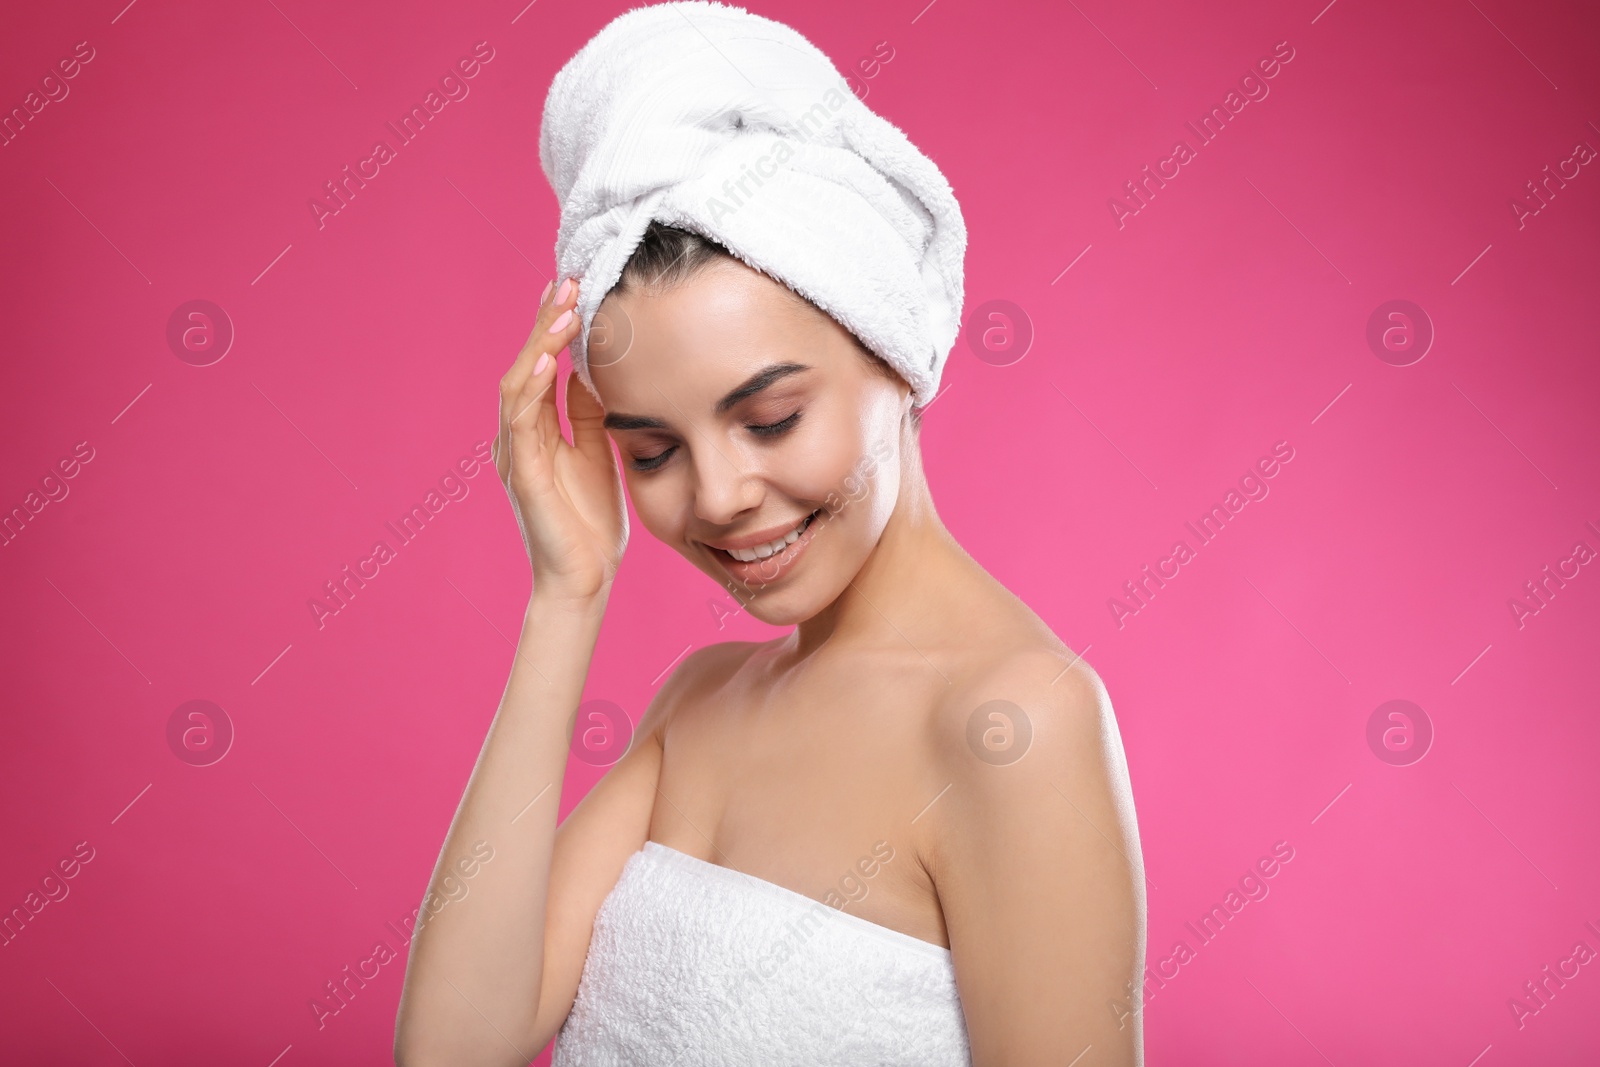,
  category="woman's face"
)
[589,257,910,625]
